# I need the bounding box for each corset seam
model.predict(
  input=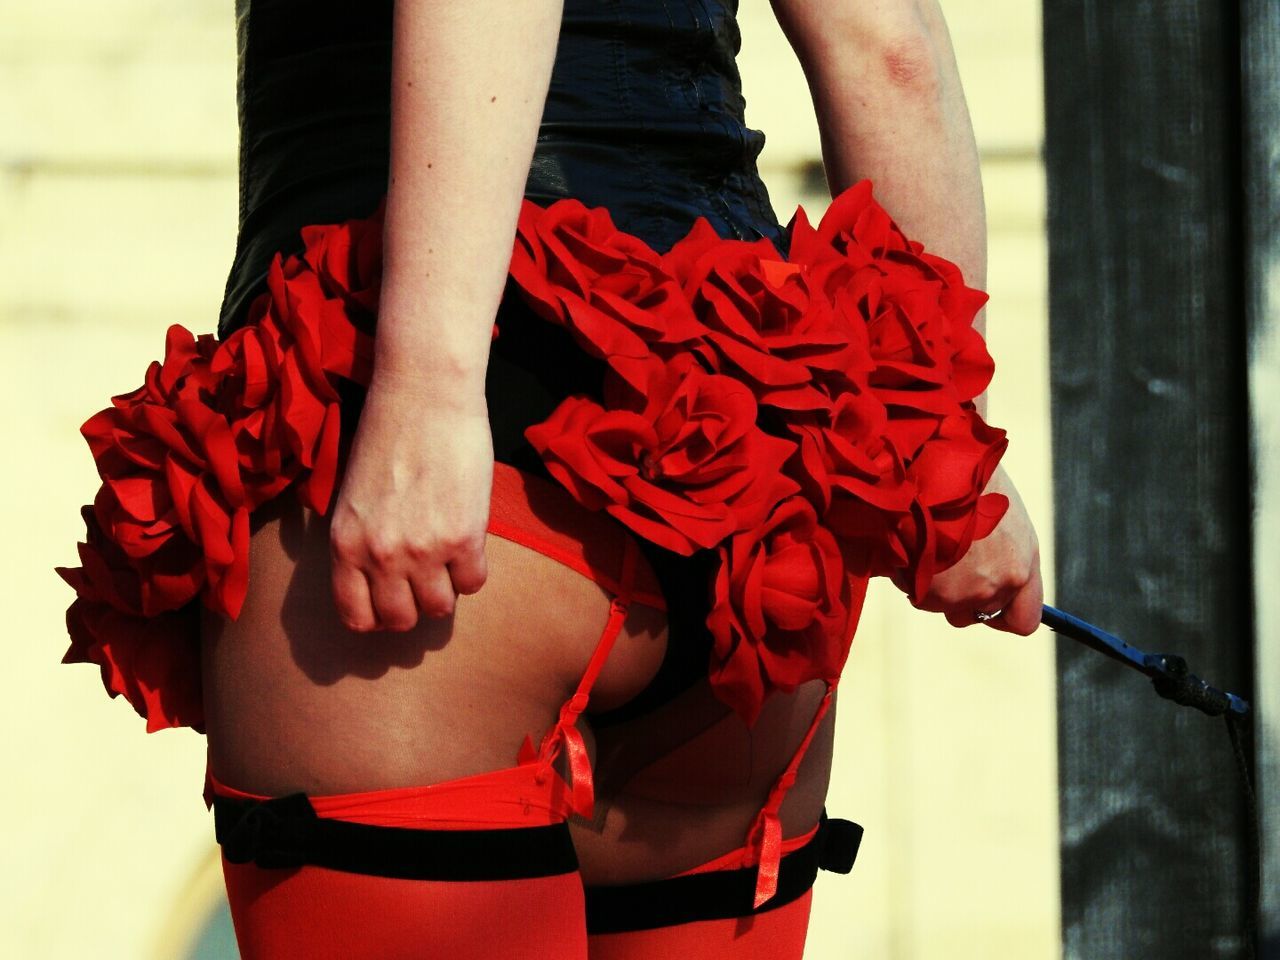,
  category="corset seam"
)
[613,0,668,245]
